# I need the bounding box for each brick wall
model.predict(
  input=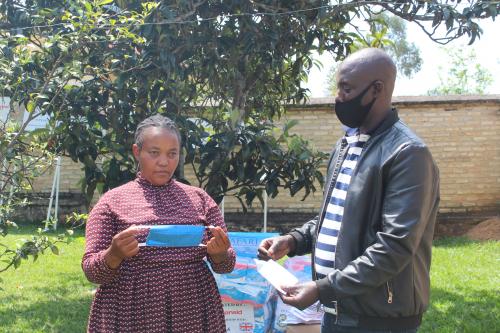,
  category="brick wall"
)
[29,95,499,228]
